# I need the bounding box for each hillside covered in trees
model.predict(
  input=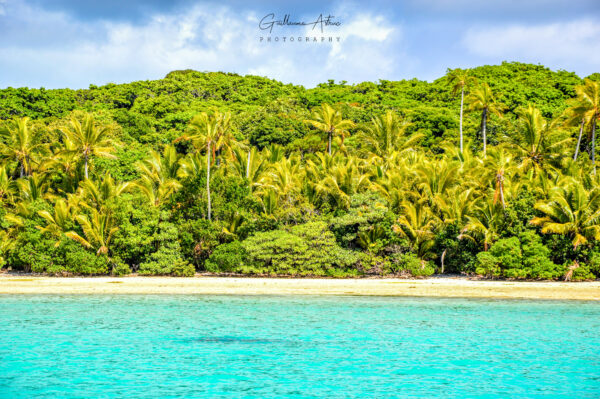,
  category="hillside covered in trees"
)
[1,62,599,279]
